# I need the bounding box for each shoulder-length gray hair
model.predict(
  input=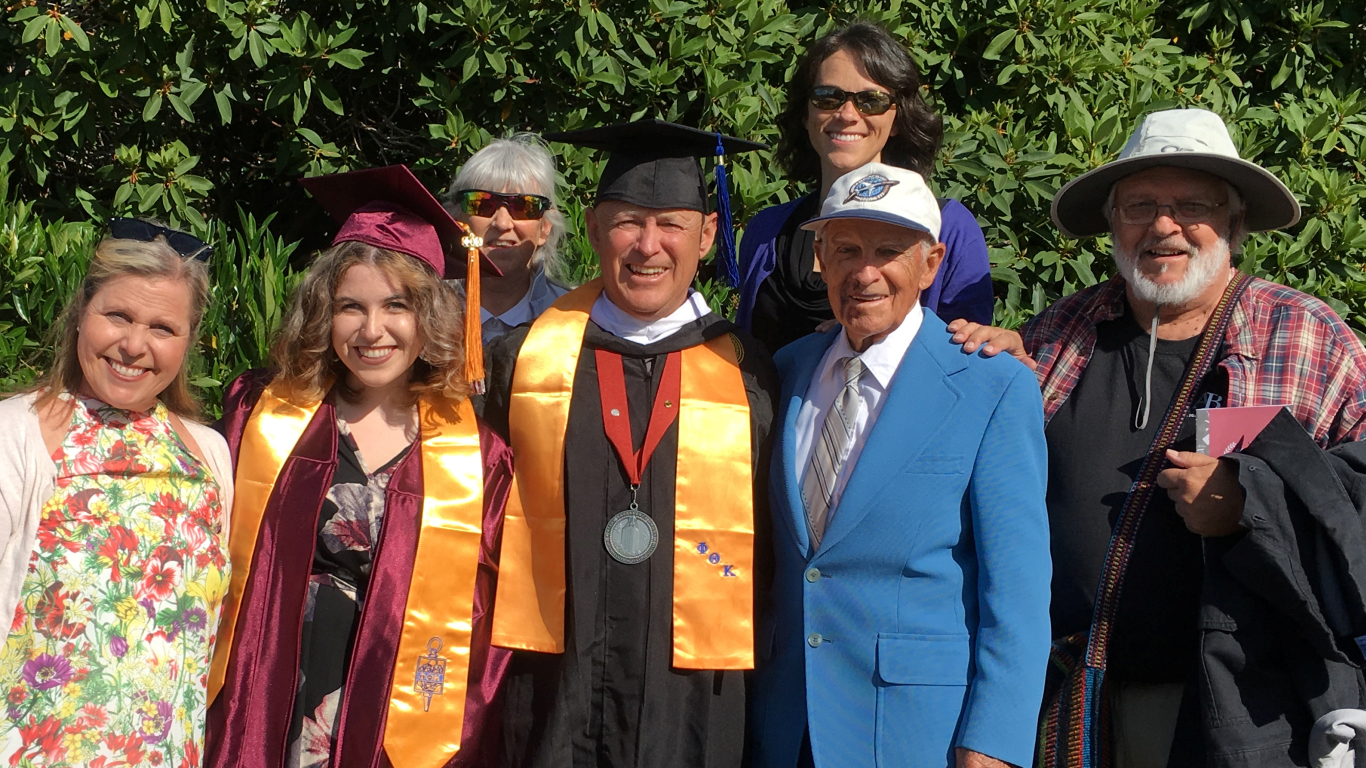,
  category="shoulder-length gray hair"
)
[444,133,568,283]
